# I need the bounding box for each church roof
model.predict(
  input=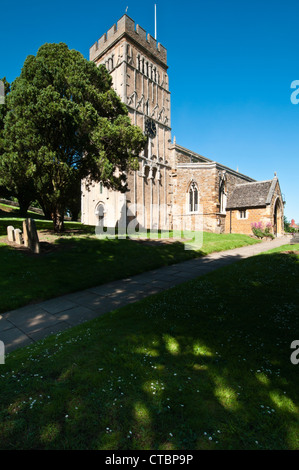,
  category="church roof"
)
[226,178,277,209]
